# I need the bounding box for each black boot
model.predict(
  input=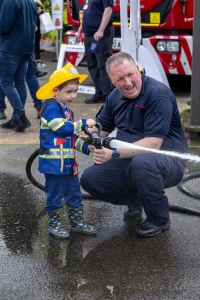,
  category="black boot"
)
[36,108,41,119]
[0,110,7,120]
[124,204,142,219]
[14,113,31,132]
[36,70,48,78]
[84,95,105,104]
[0,118,17,129]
